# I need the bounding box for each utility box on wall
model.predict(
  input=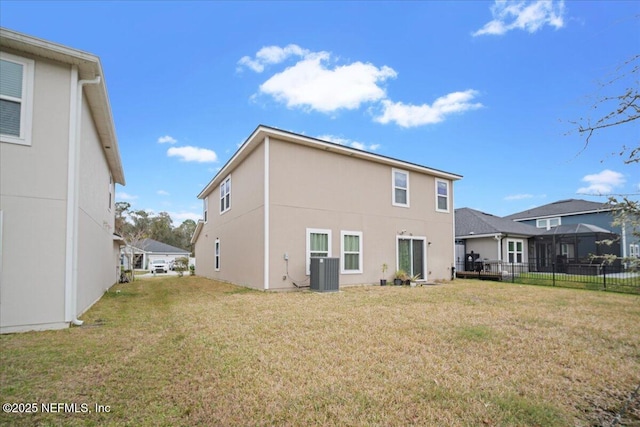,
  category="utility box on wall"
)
[310,257,339,292]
